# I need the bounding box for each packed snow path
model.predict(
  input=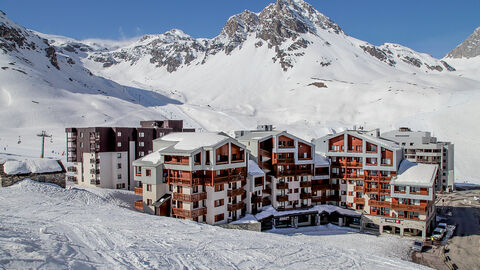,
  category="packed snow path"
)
[0,180,429,269]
